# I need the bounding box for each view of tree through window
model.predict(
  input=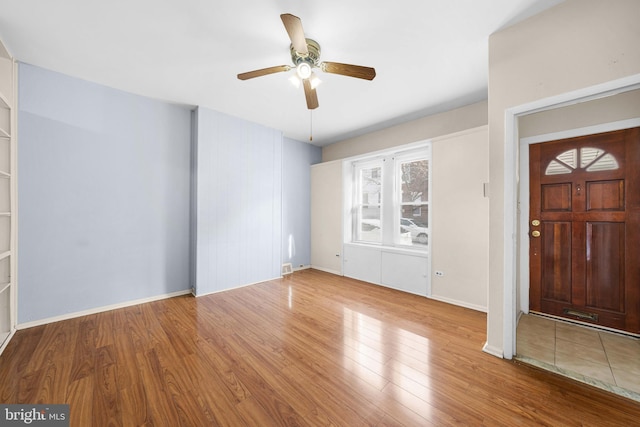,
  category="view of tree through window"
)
[399,159,429,246]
